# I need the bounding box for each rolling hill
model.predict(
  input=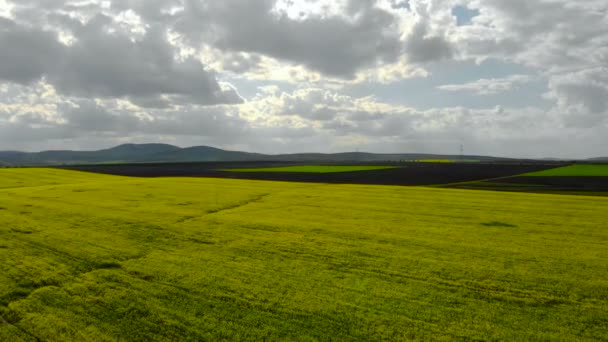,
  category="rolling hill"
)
[0,143,520,166]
